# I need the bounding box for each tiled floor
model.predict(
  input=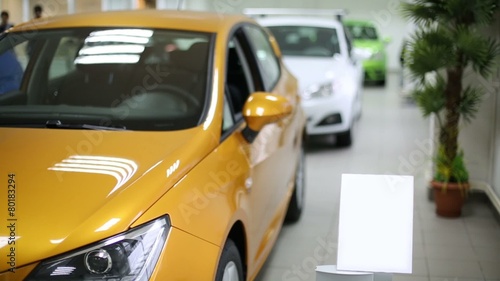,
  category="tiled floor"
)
[255,73,500,281]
